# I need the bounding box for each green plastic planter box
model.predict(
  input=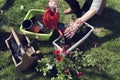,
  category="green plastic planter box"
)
[20,9,54,41]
